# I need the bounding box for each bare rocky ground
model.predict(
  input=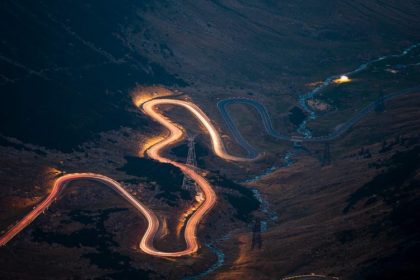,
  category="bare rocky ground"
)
[214,94,420,280]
